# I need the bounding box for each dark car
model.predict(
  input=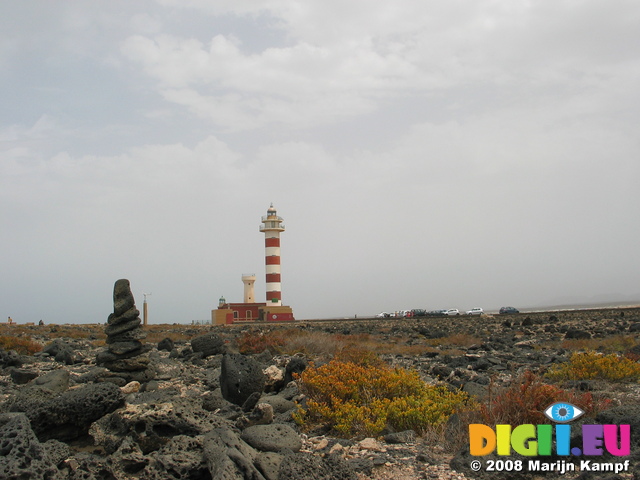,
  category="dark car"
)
[426,309,448,317]
[499,306,520,314]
